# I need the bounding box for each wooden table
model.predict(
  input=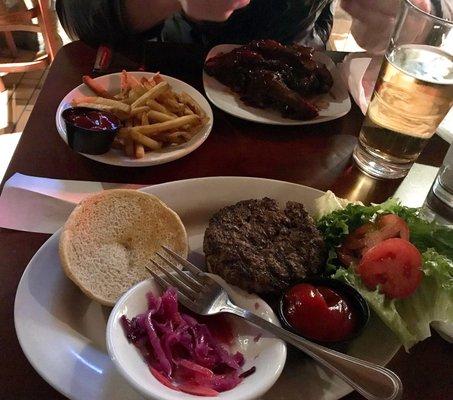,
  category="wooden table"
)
[0,41,451,400]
